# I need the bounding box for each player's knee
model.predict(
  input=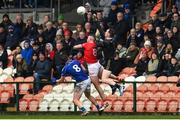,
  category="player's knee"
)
[73,99,78,104]
[84,92,90,98]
